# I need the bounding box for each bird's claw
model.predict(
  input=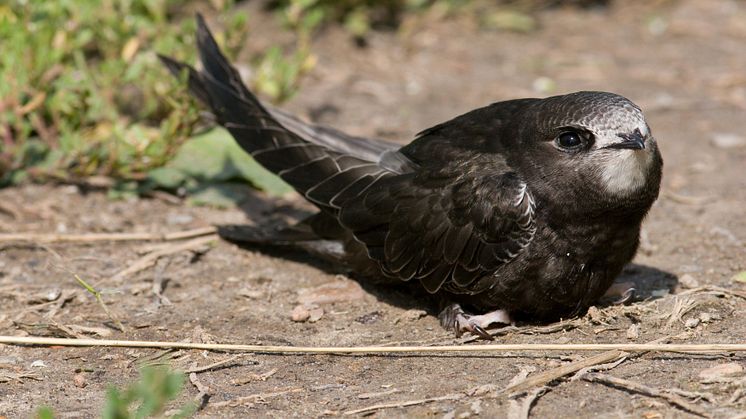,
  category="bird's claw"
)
[602,282,637,305]
[468,324,494,340]
[612,287,636,305]
[439,304,511,340]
